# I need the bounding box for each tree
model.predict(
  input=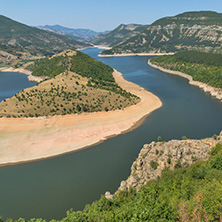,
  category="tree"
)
[157,136,162,142]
